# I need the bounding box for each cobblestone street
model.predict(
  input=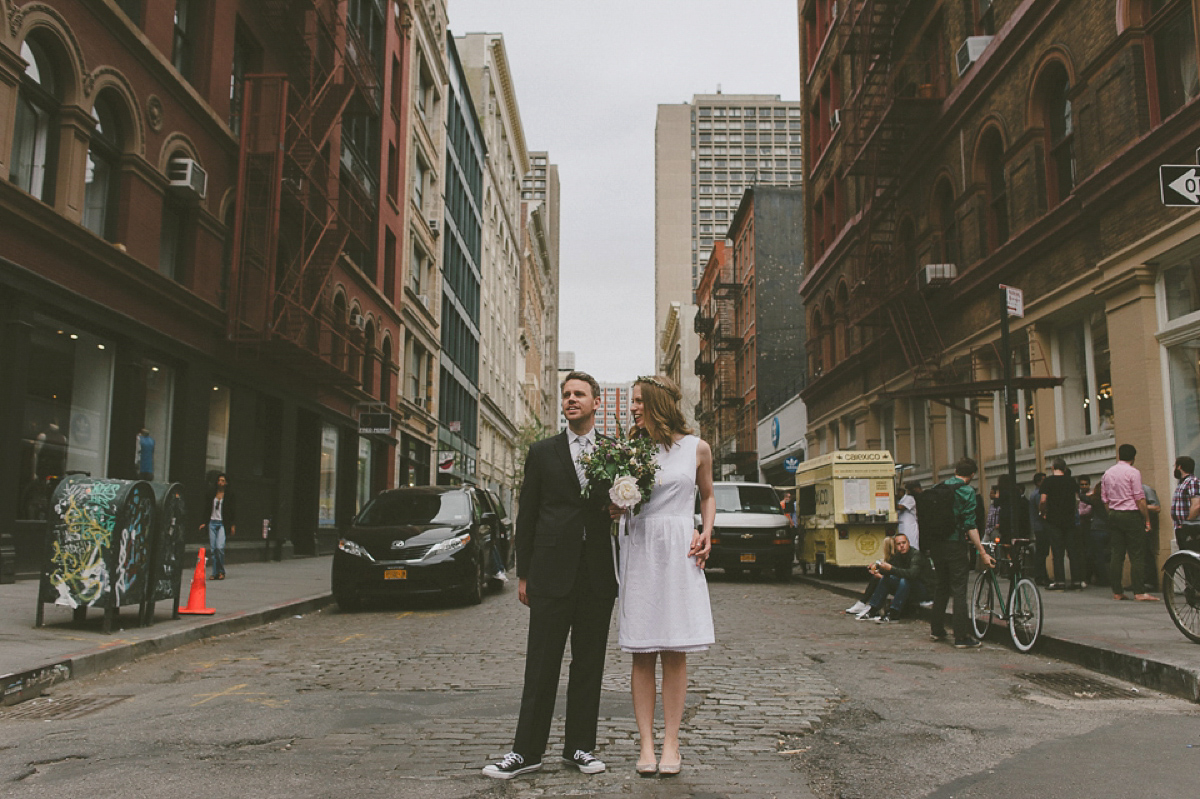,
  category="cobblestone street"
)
[0,576,841,799]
